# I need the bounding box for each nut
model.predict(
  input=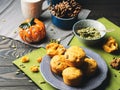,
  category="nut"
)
[110,58,120,70]
[49,0,82,18]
